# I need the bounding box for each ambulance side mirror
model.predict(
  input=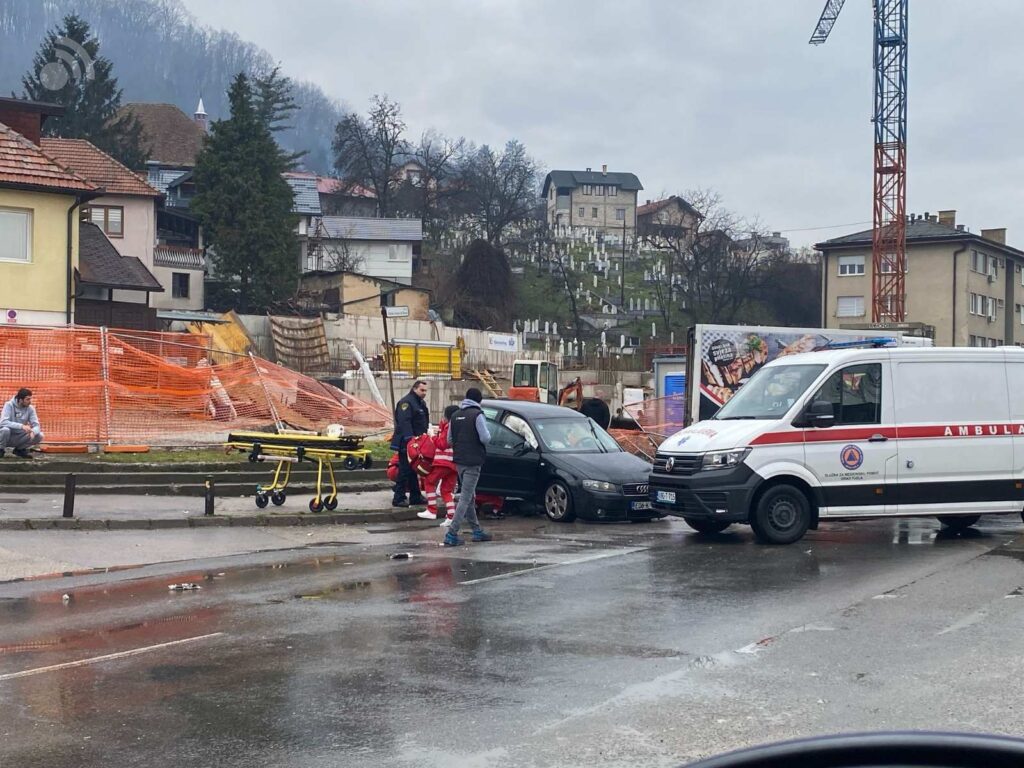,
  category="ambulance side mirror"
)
[804,400,835,429]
